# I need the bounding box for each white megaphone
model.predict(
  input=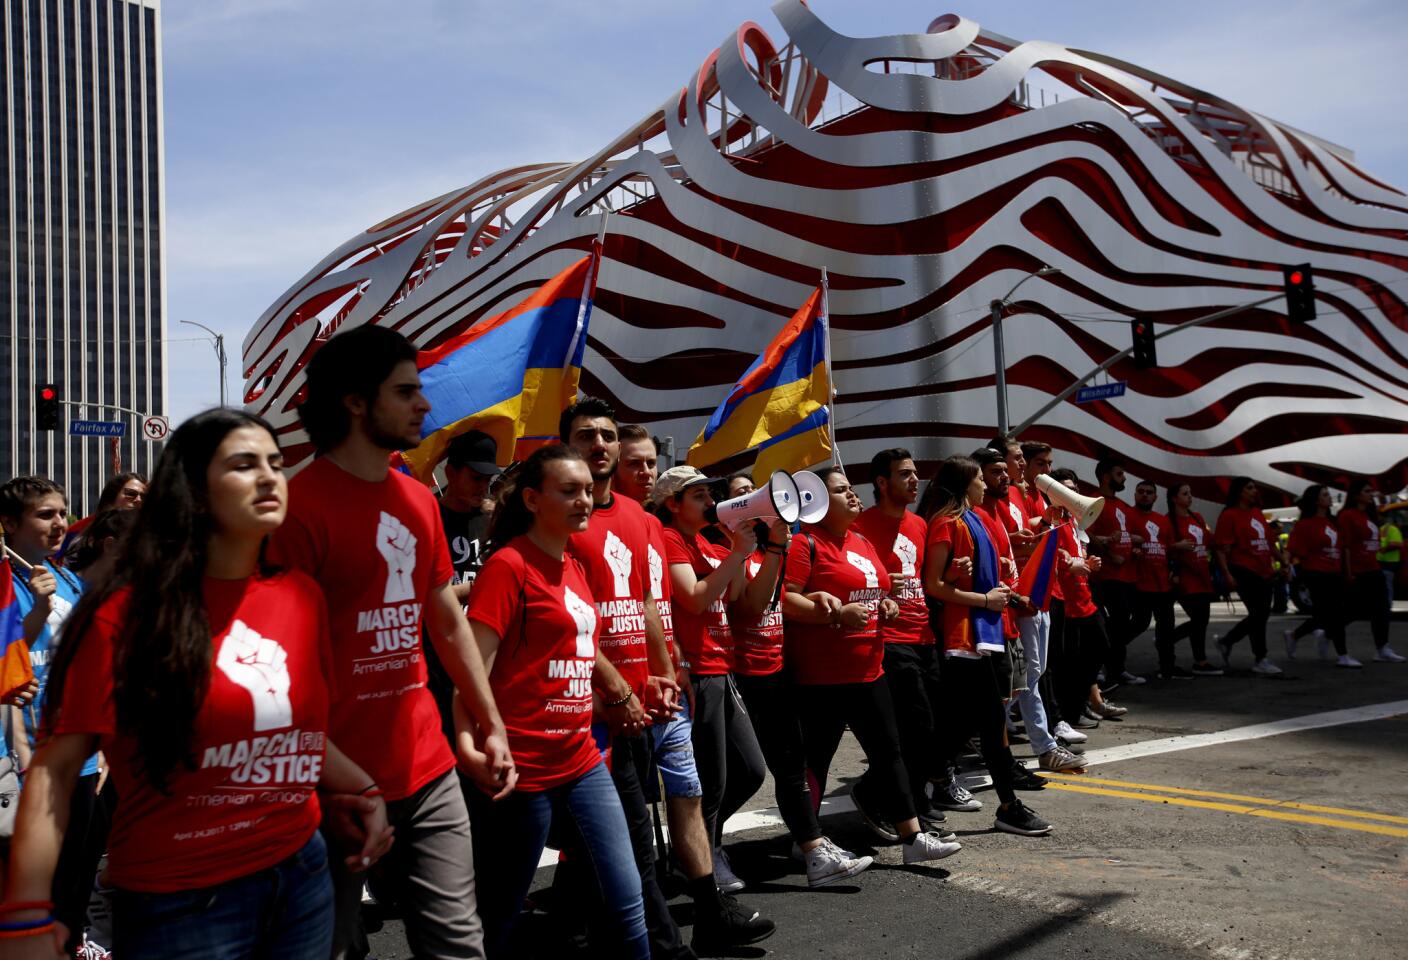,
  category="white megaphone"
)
[705,471,802,529]
[1035,473,1105,531]
[793,470,831,524]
